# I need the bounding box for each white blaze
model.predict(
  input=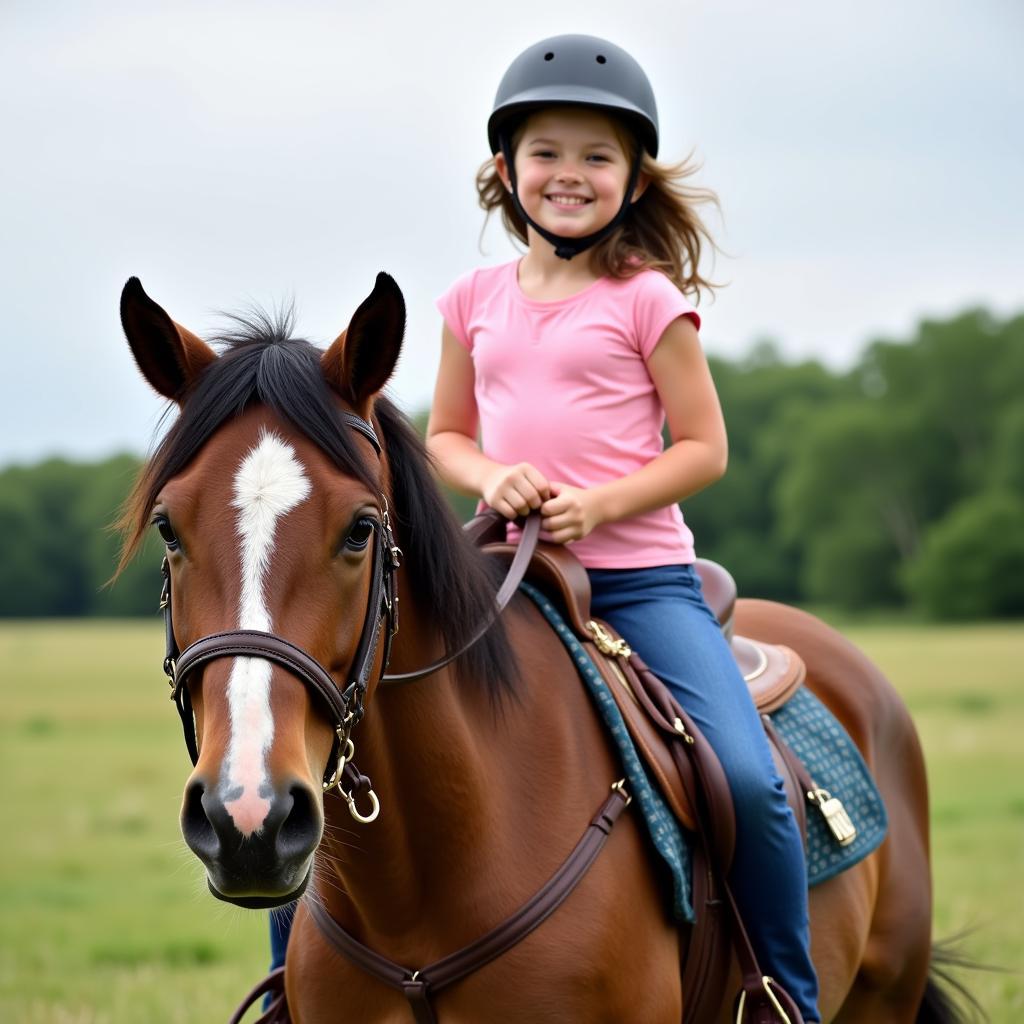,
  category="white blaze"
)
[222,430,311,835]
